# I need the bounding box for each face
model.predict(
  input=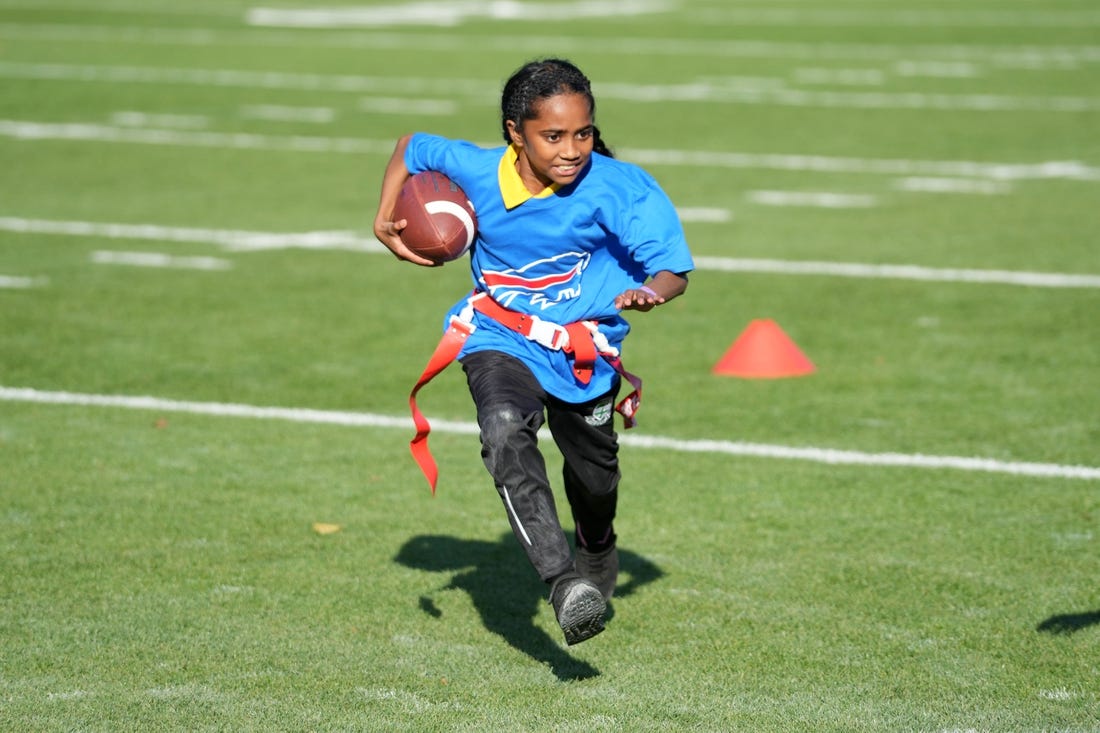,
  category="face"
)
[507,92,594,193]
